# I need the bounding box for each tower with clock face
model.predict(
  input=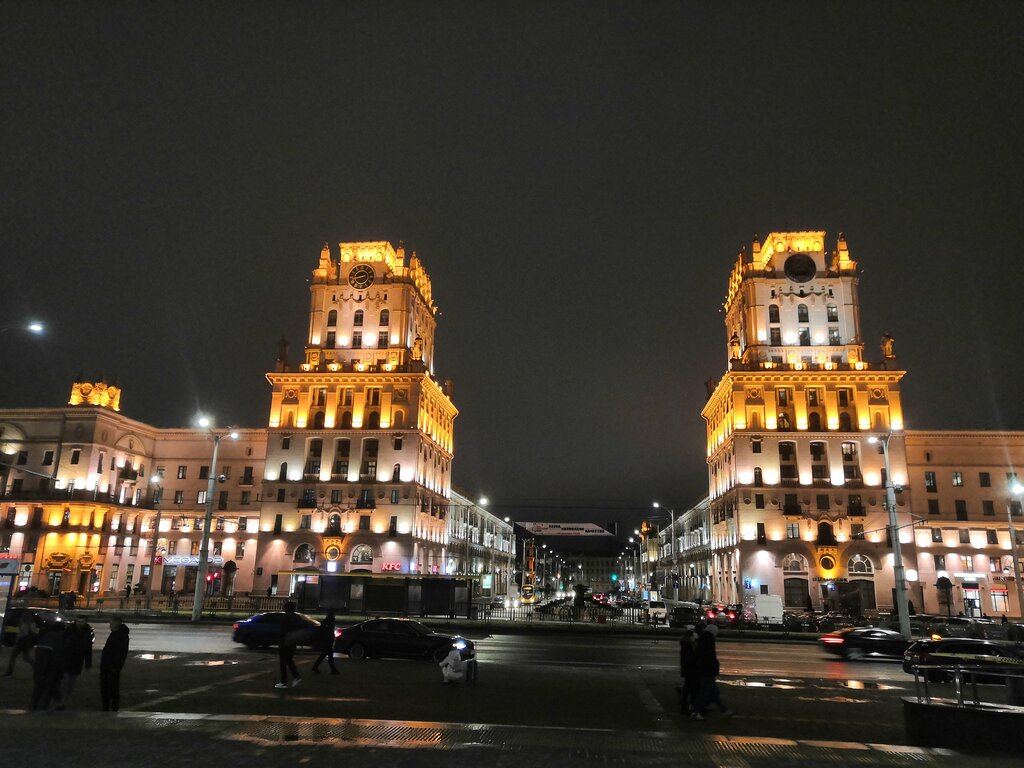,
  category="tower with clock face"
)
[699,231,916,616]
[260,241,457,584]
